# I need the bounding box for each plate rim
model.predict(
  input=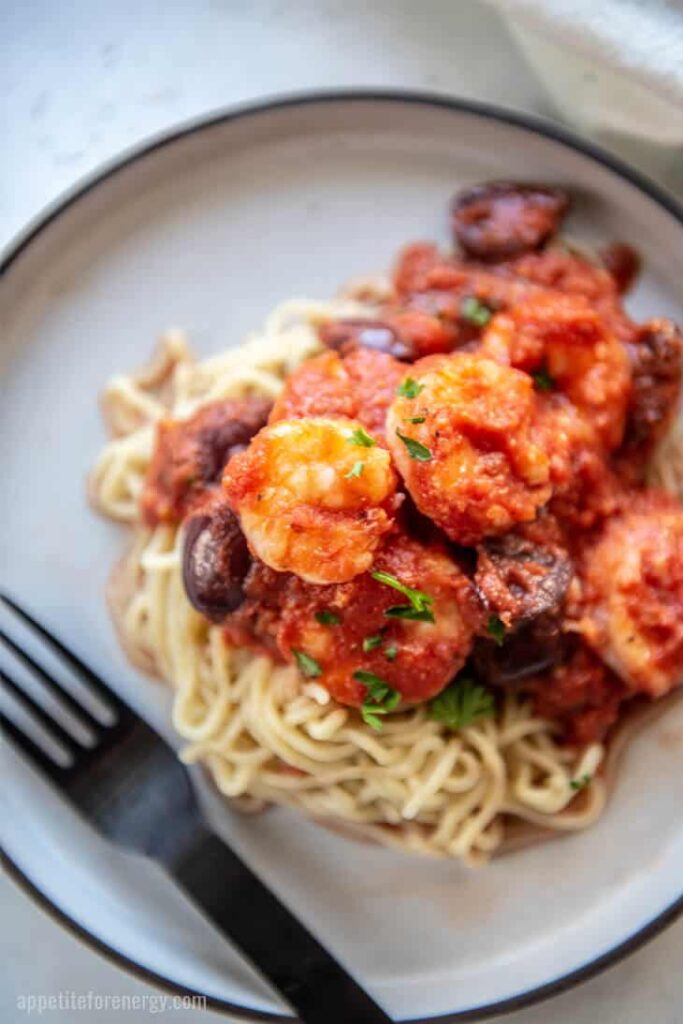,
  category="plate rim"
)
[2,87,682,1023]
